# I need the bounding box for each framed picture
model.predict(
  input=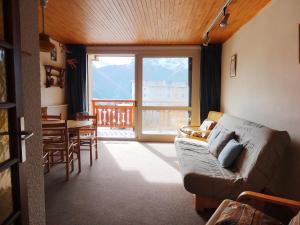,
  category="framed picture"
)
[50,47,57,61]
[230,54,237,77]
